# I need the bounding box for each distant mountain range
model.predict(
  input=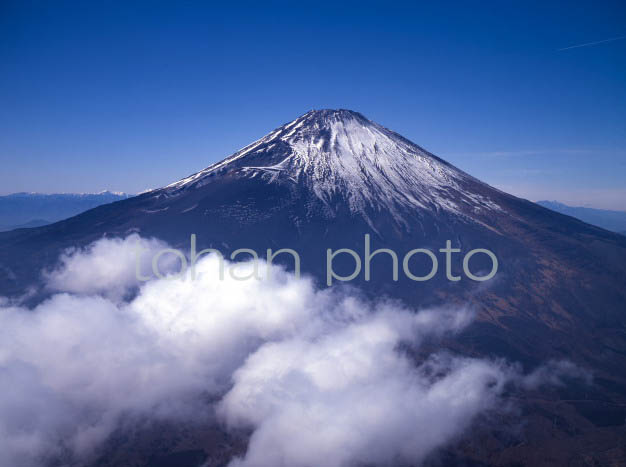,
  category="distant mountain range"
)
[537,200,626,233]
[0,191,131,232]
